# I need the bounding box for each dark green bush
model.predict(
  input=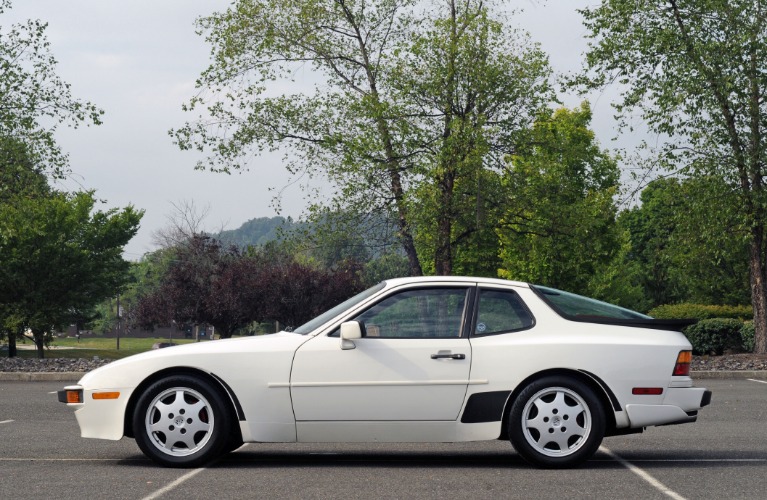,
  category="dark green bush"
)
[649,303,752,321]
[740,321,755,352]
[683,318,746,355]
